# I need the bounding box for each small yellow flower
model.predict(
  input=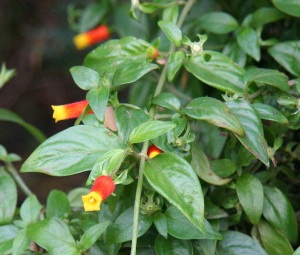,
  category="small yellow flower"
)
[82,191,102,211]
